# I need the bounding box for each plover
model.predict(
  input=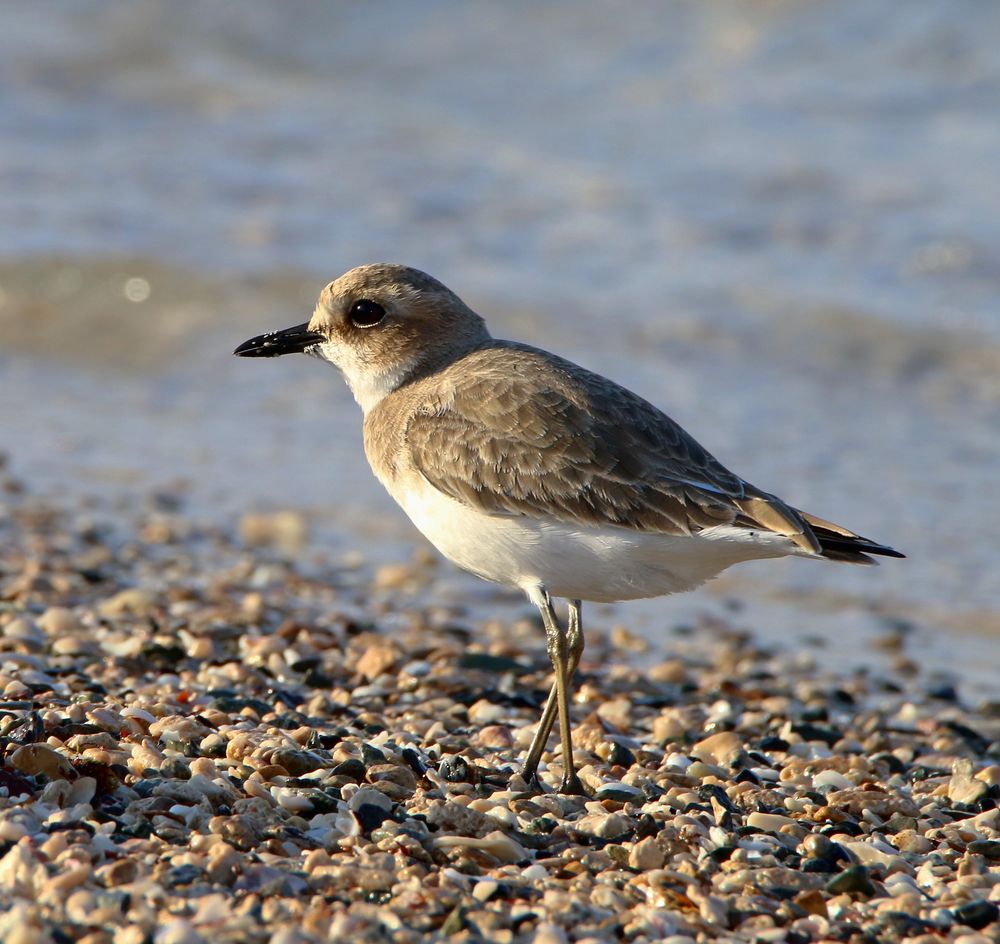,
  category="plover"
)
[235,263,903,794]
